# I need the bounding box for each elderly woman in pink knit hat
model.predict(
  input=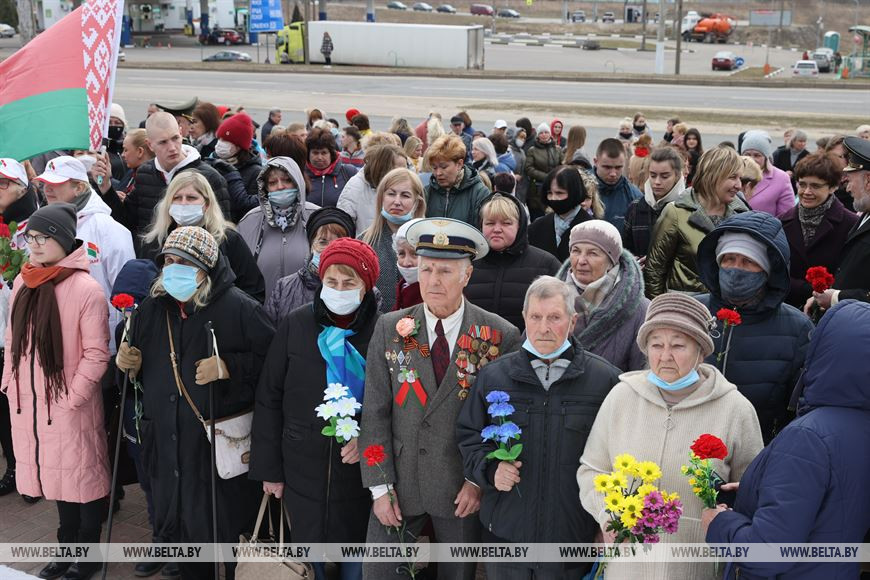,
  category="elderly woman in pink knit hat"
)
[578,292,764,580]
